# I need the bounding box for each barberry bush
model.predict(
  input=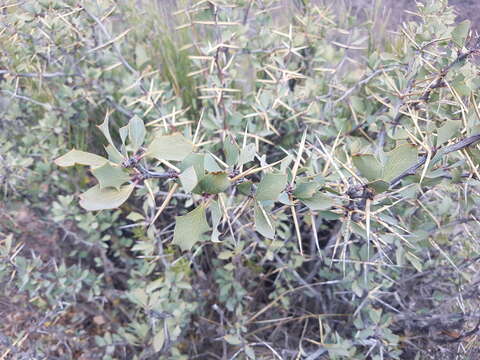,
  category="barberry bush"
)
[1,0,480,359]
